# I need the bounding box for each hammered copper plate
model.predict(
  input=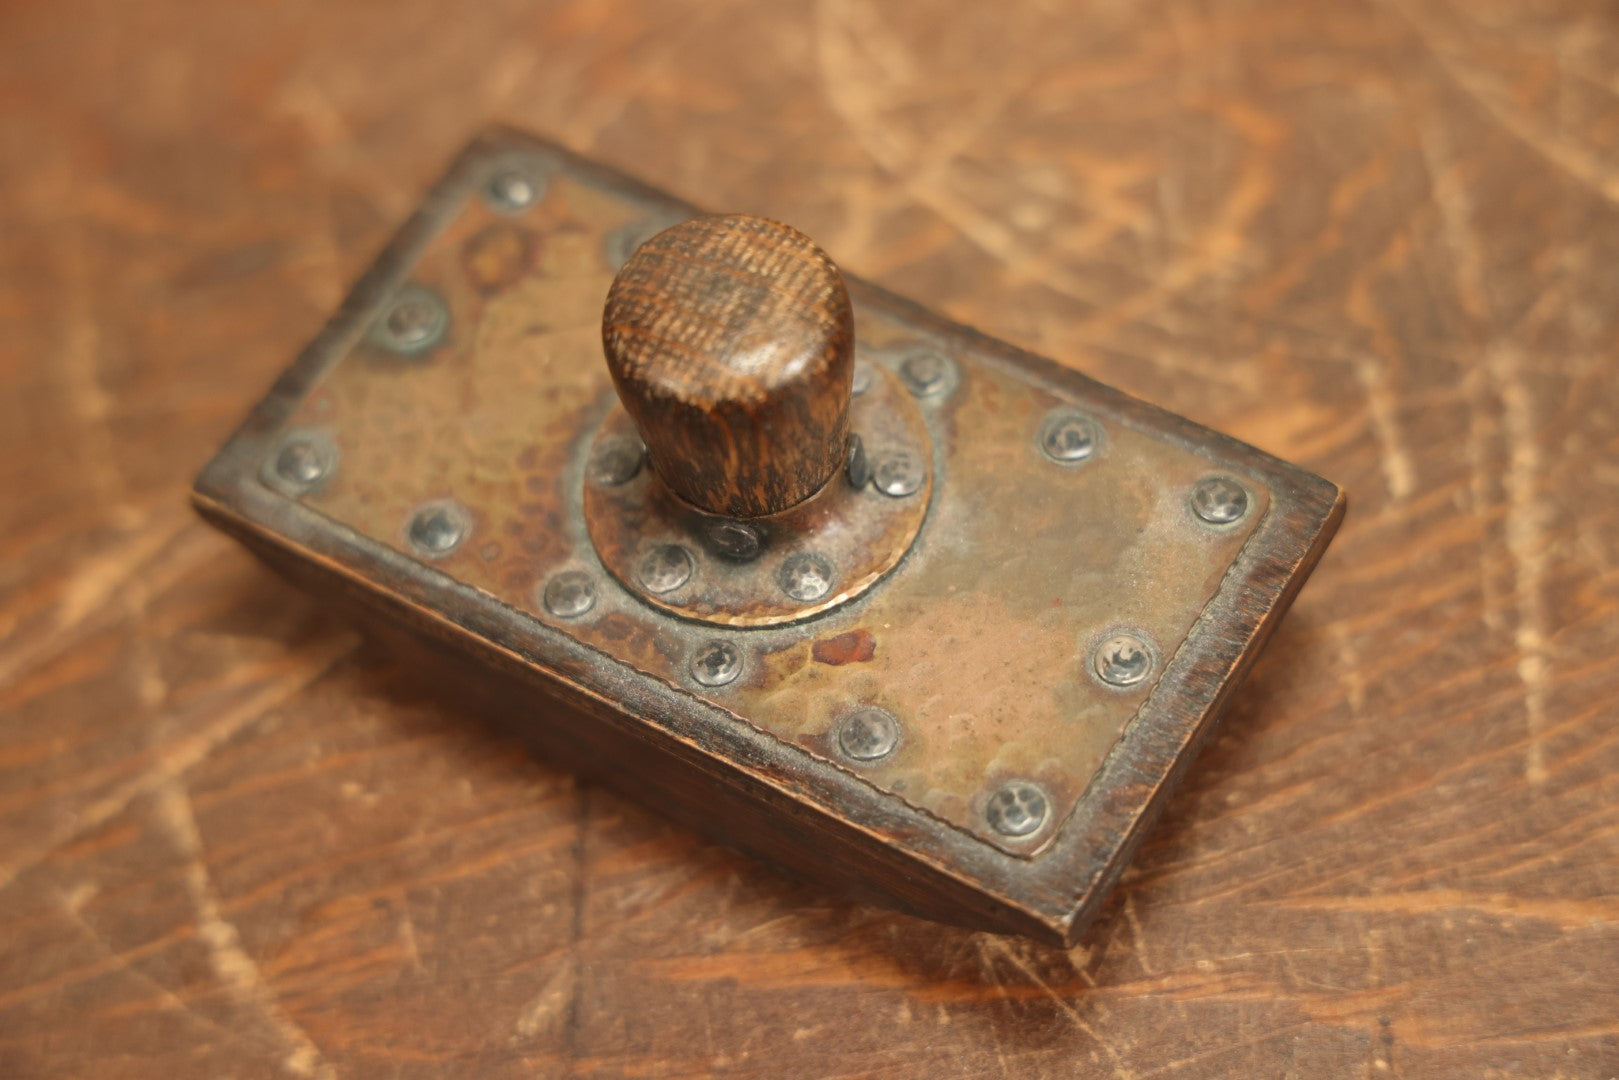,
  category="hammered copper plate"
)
[263,152,1268,857]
